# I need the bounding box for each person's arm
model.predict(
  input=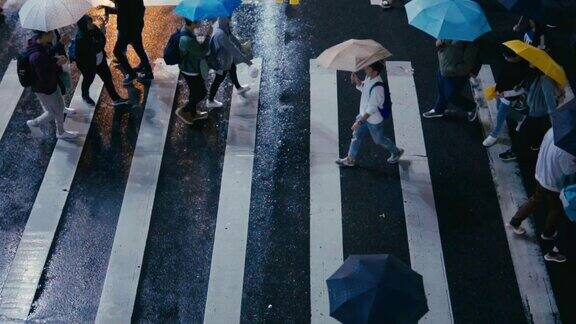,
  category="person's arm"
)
[541,77,559,114]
